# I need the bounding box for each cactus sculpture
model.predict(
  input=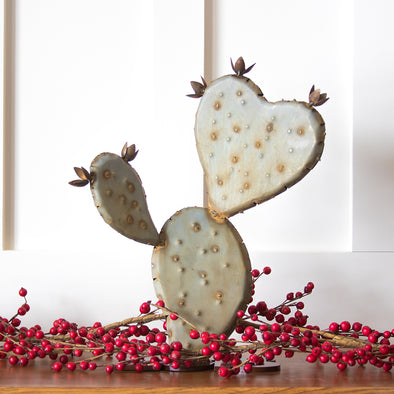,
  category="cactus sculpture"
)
[70,57,328,351]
